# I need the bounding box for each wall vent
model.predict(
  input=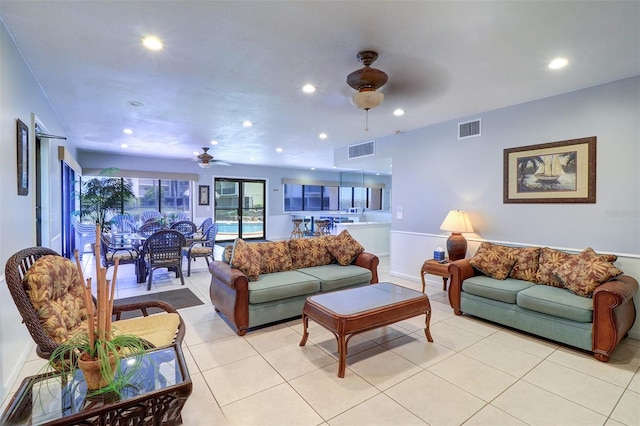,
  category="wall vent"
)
[348,140,375,159]
[458,119,481,139]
